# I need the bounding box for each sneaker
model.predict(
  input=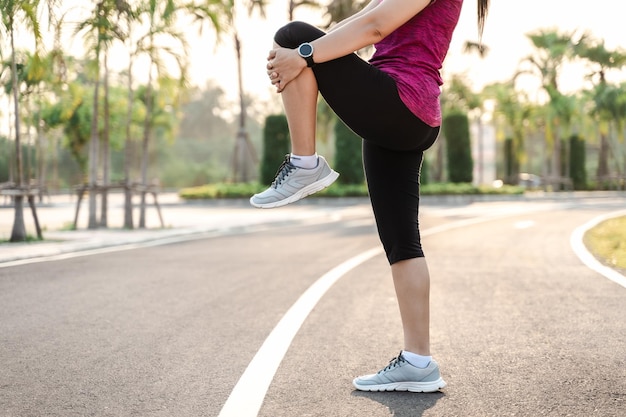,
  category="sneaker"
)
[352,352,446,392]
[250,155,339,209]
